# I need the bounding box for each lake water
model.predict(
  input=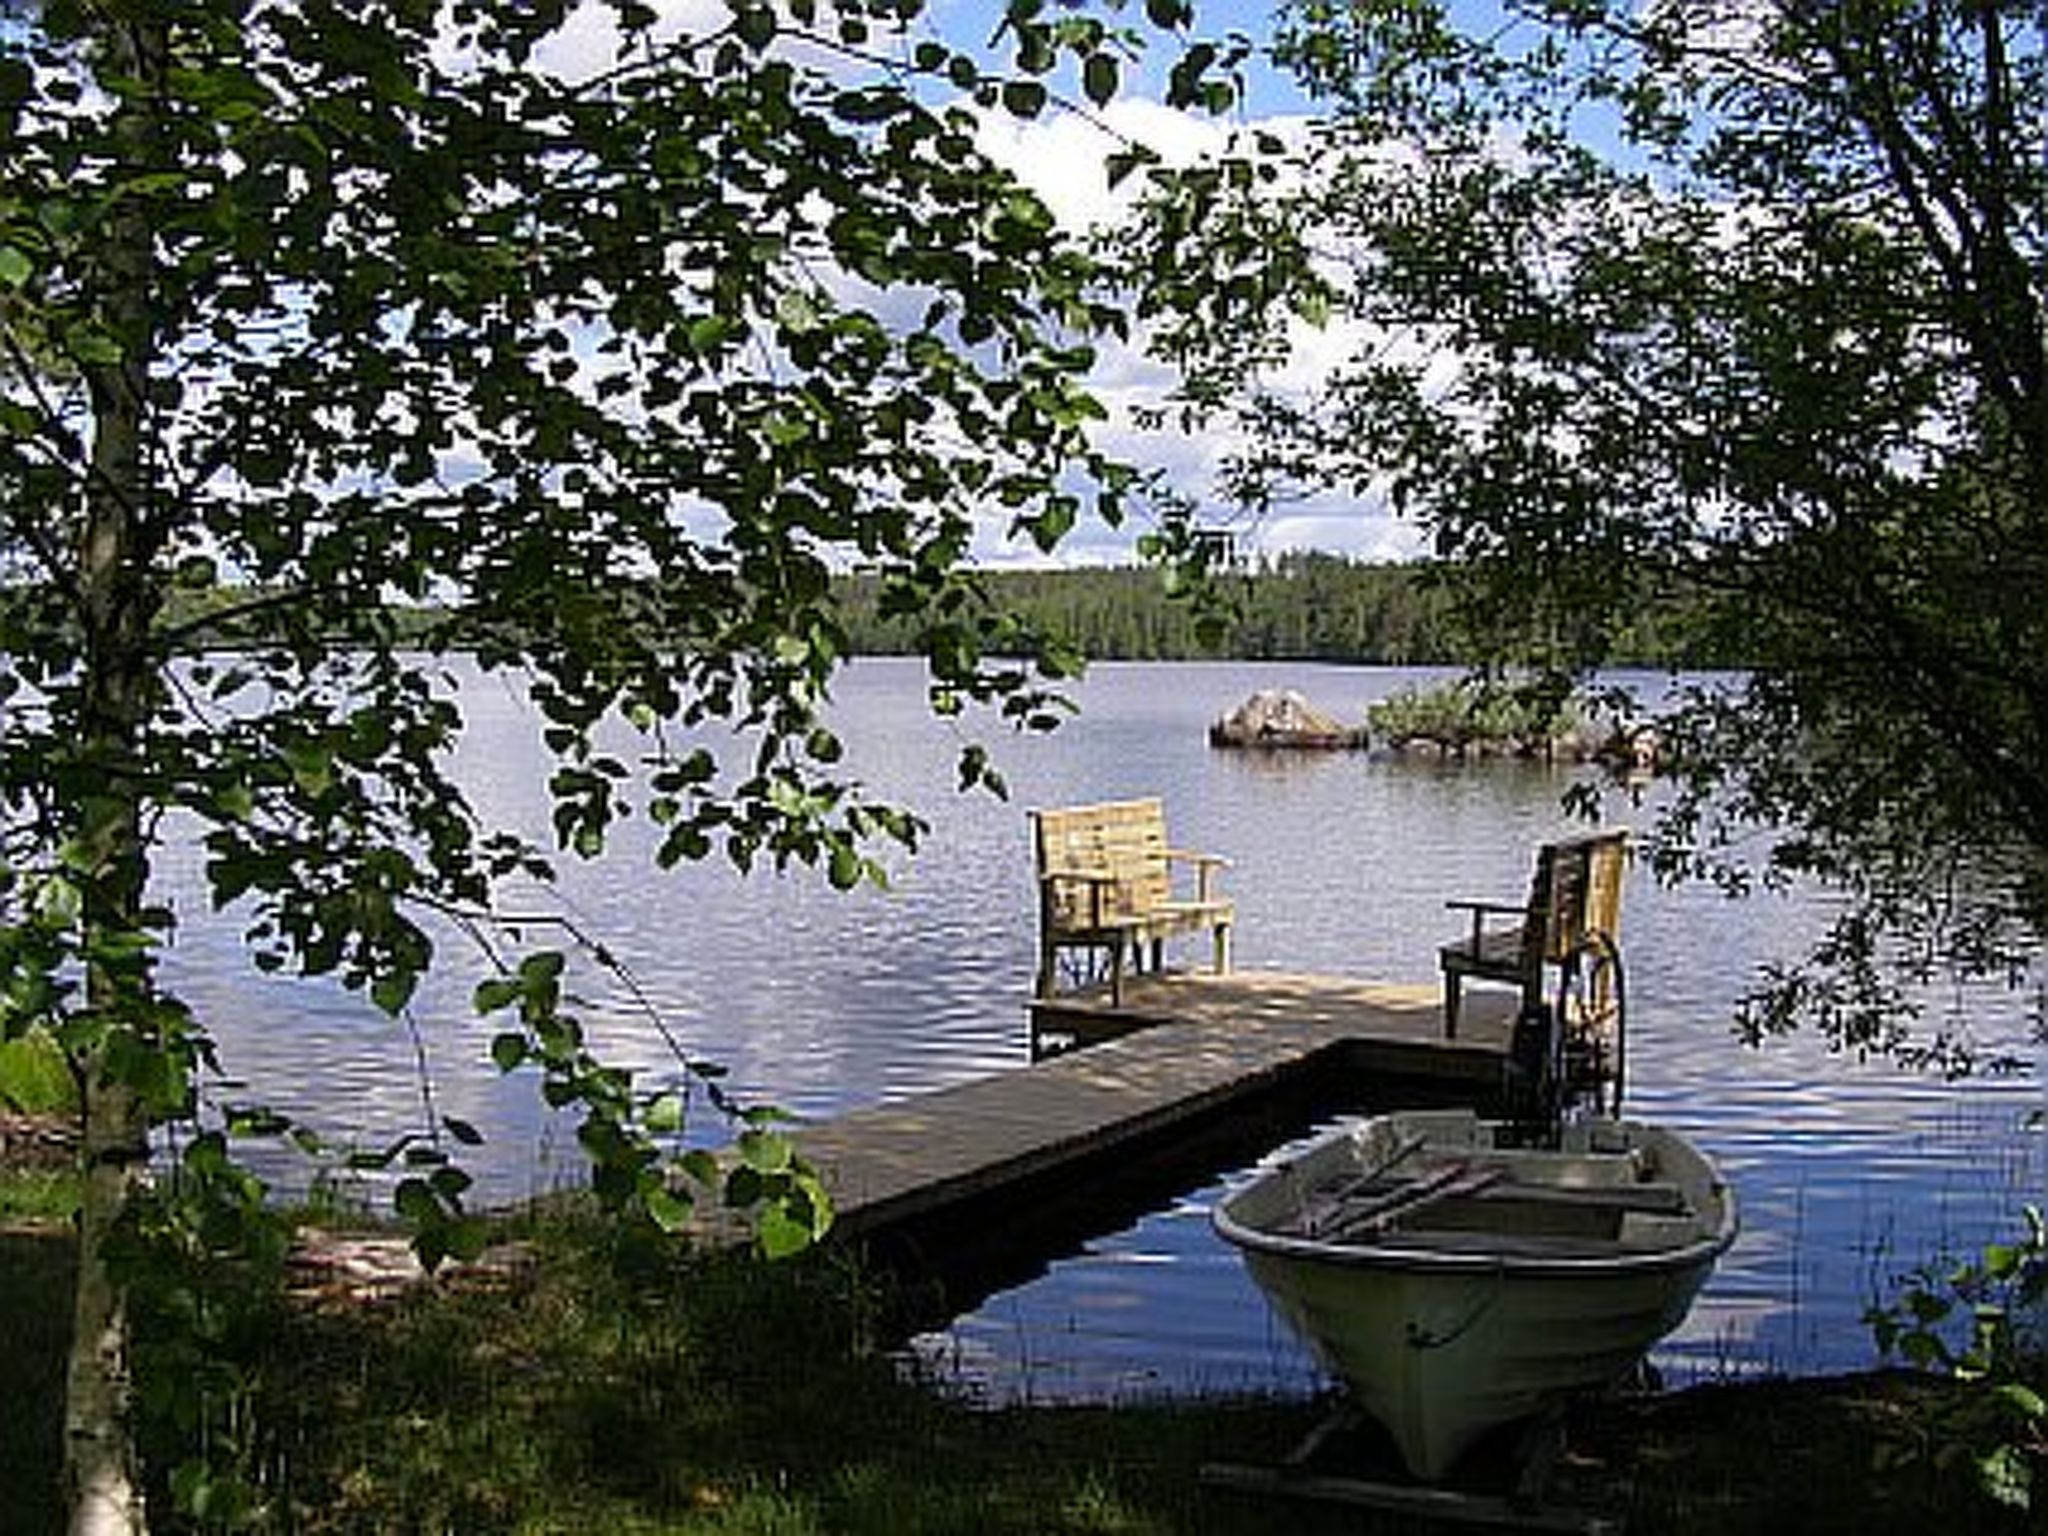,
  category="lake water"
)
[158,658,2046,1396]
